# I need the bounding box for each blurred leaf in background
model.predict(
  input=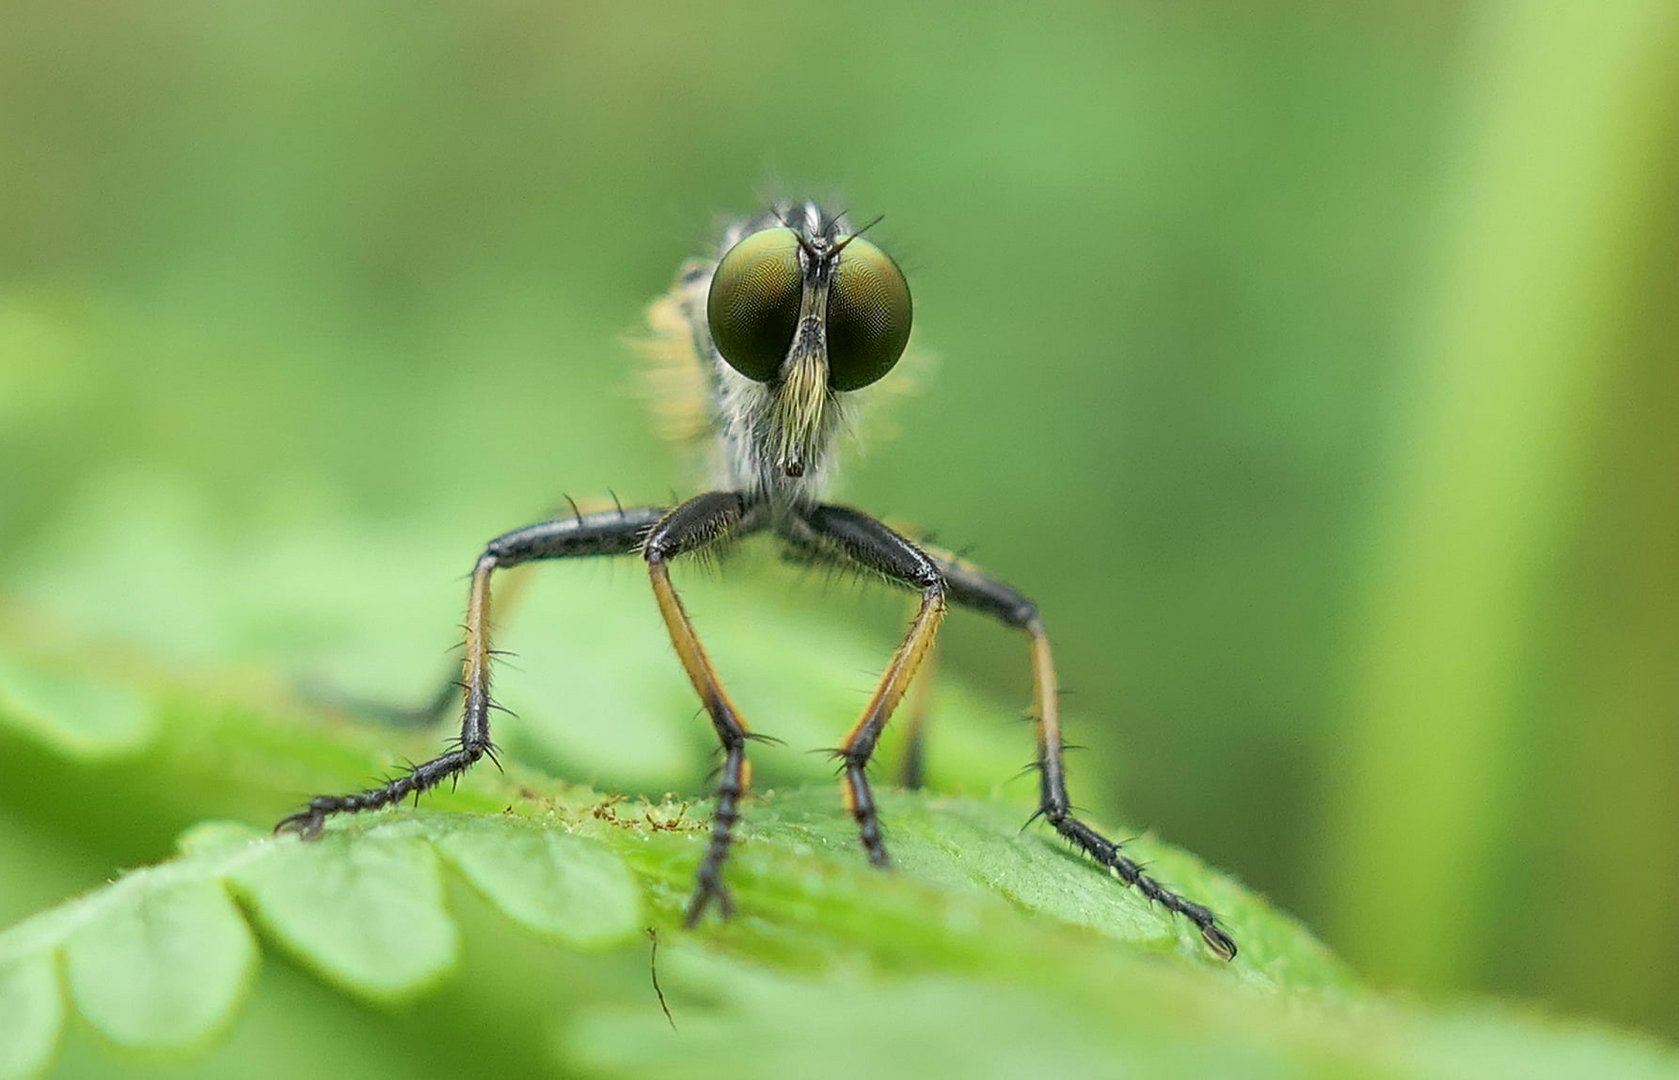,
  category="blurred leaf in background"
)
[1,0,1676,1064]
